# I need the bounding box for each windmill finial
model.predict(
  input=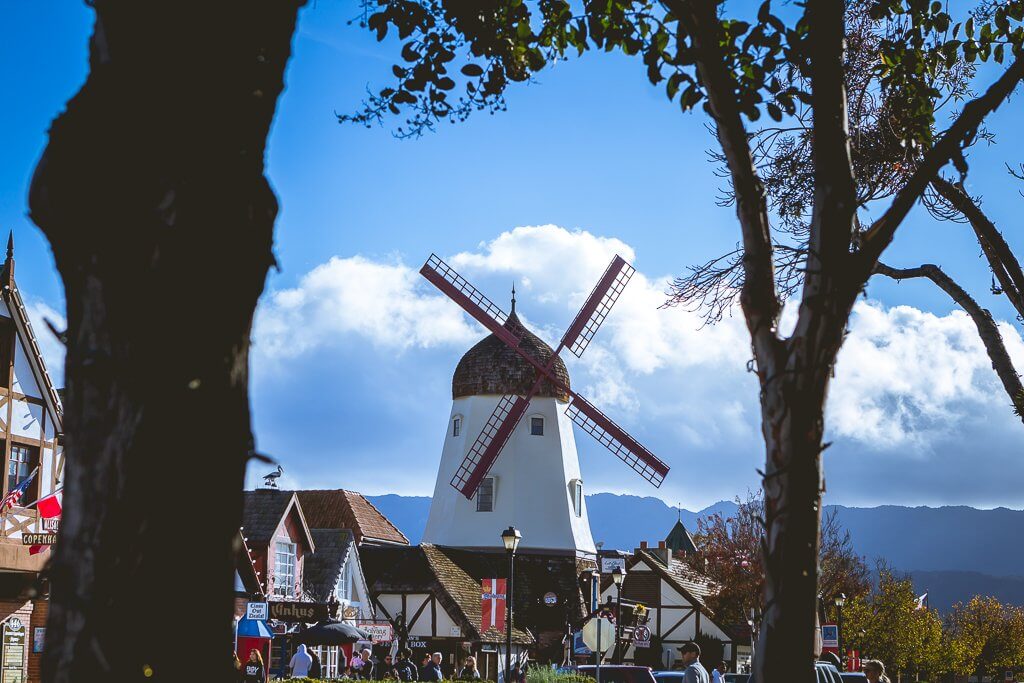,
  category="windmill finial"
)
[511,282,516,315]
[677,502,681,521]
[5,232,12,261]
